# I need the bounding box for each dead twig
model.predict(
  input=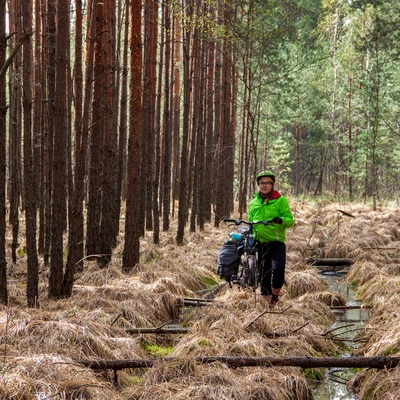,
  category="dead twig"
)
[337,209,356,218]
[243,306,292,329]
[321,324,355,337]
